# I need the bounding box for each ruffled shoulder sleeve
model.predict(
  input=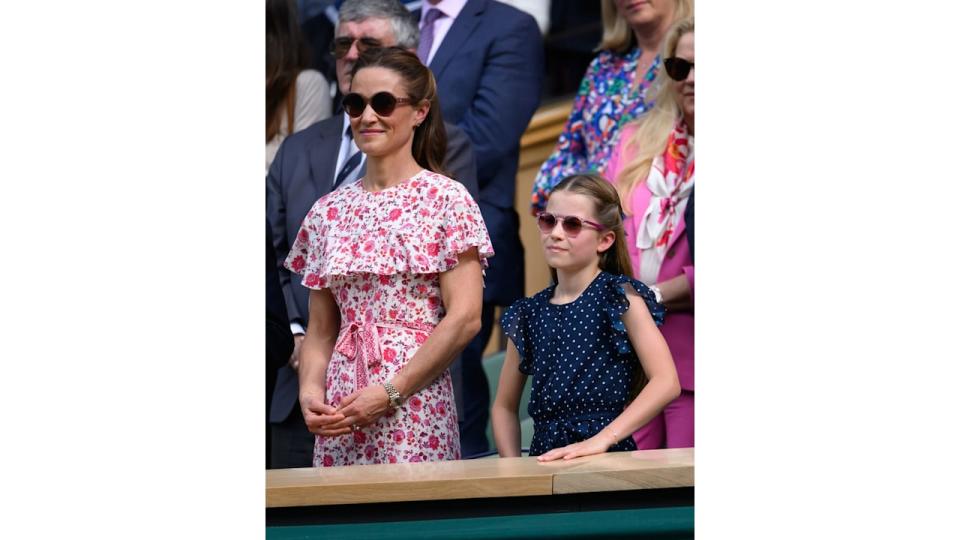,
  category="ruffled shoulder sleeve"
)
[499,296,535,375]
[284,173,495,284]
[283,194,334,290]
[434,175,495,271]
[602,272,666,357]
